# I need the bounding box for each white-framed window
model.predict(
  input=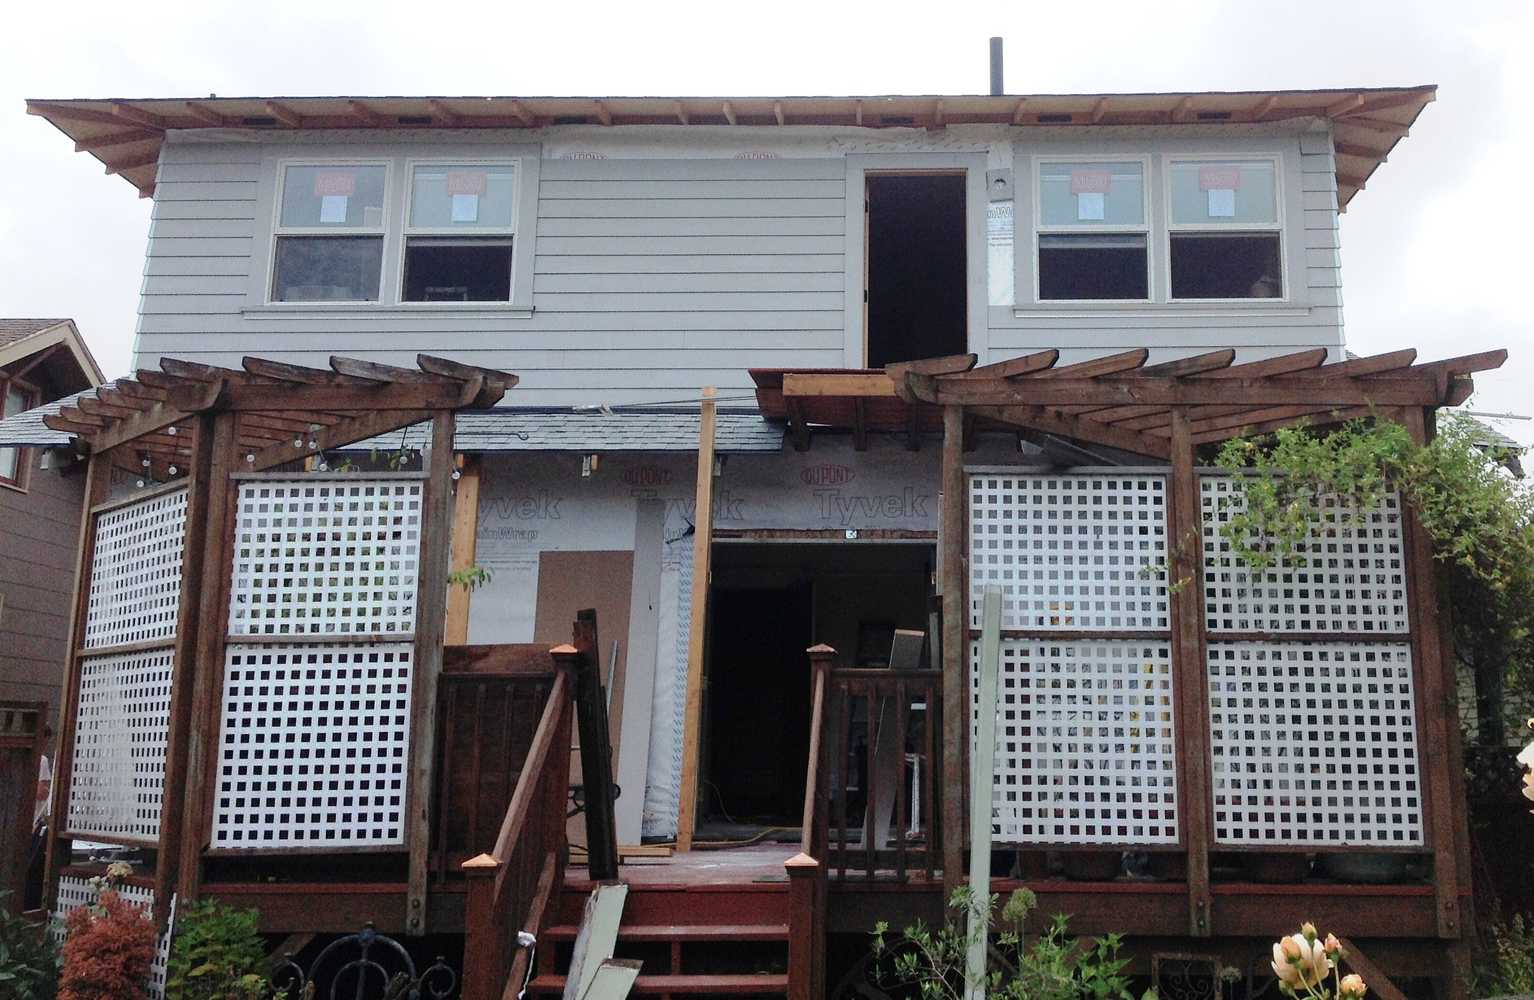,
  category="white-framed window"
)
[1166,157,1284,300]
[0,379,35,489]
[400,162,518,303]
[1034,158,1150,301]
[269,162,389,303]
